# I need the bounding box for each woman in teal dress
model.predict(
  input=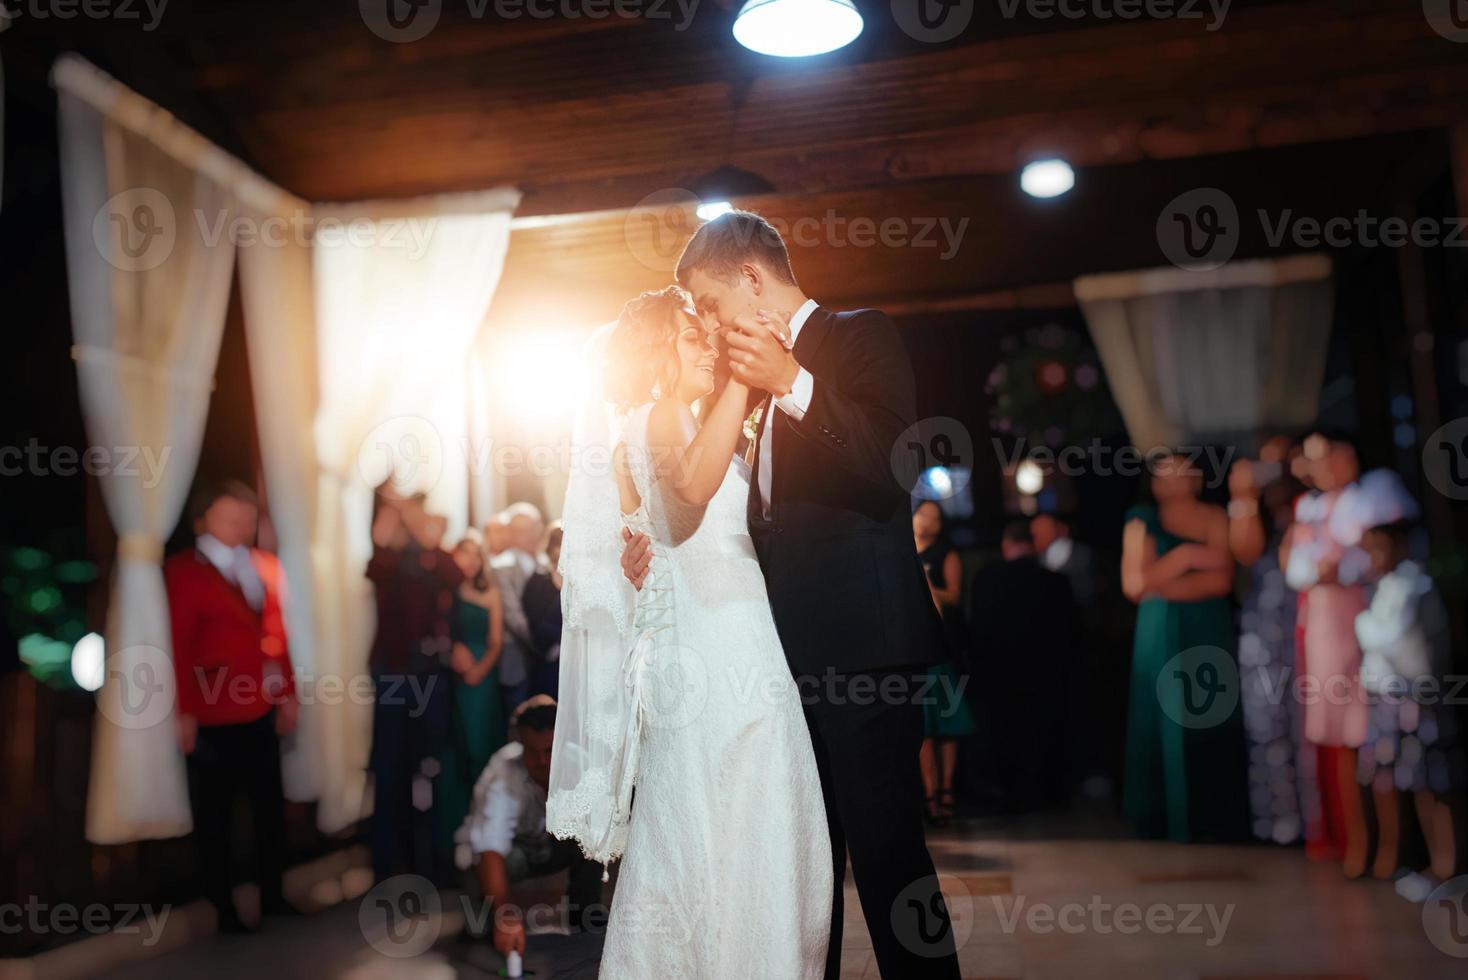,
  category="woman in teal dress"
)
[1121,454,1249,842]
[437,536,506,842]
[913,500,977,825]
